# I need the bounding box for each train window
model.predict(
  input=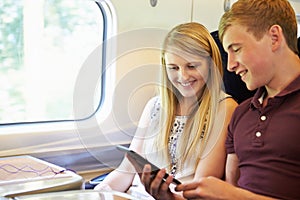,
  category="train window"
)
[0,0,108,124]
